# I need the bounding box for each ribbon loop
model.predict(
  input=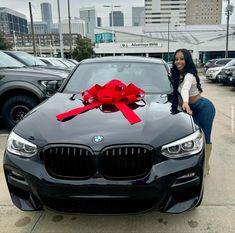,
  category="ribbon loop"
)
[56,80,145,124]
